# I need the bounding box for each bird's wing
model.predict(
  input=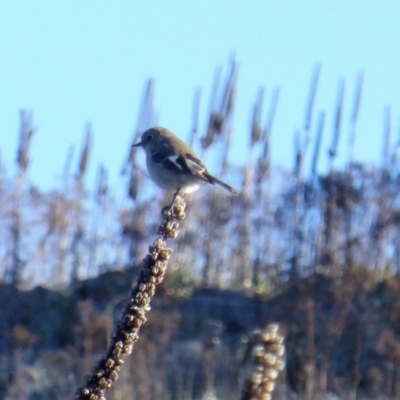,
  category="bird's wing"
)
[151,150,207,175]
[151,151,182,173]
[177,153,207,176]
